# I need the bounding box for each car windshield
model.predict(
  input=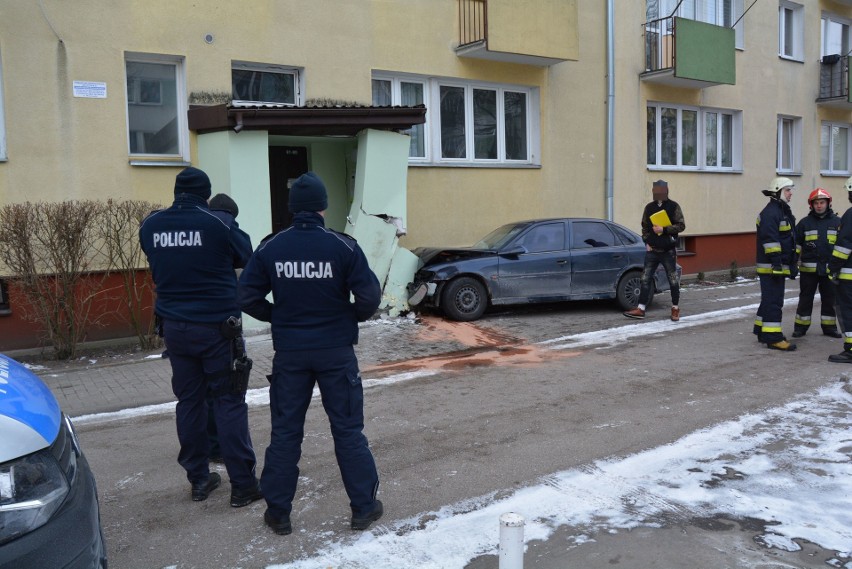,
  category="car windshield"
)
[472,223,527,249]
